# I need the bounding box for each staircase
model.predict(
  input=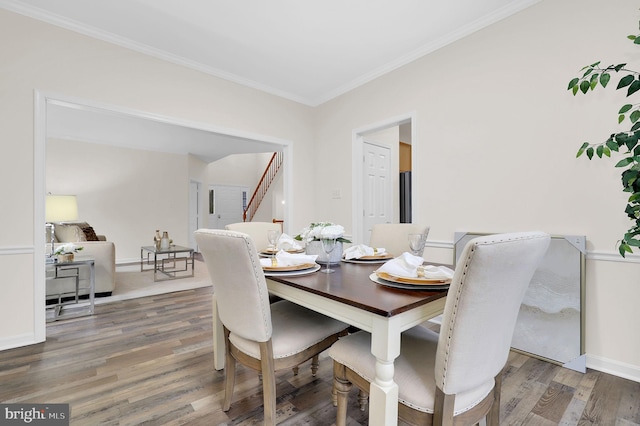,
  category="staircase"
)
[243,151,283,222]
